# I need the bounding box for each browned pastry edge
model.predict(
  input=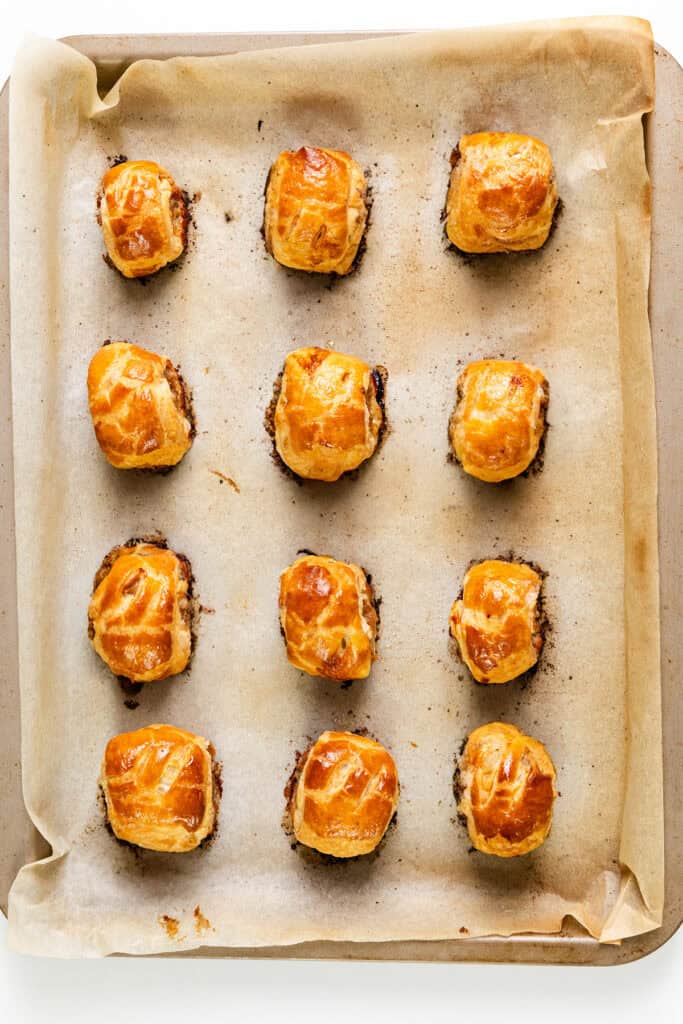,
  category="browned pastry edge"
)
[446,366,550,481]
[87,536,198,679]
[448,553,549,687]
[100,748,223,856]
[264,364,388,484]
